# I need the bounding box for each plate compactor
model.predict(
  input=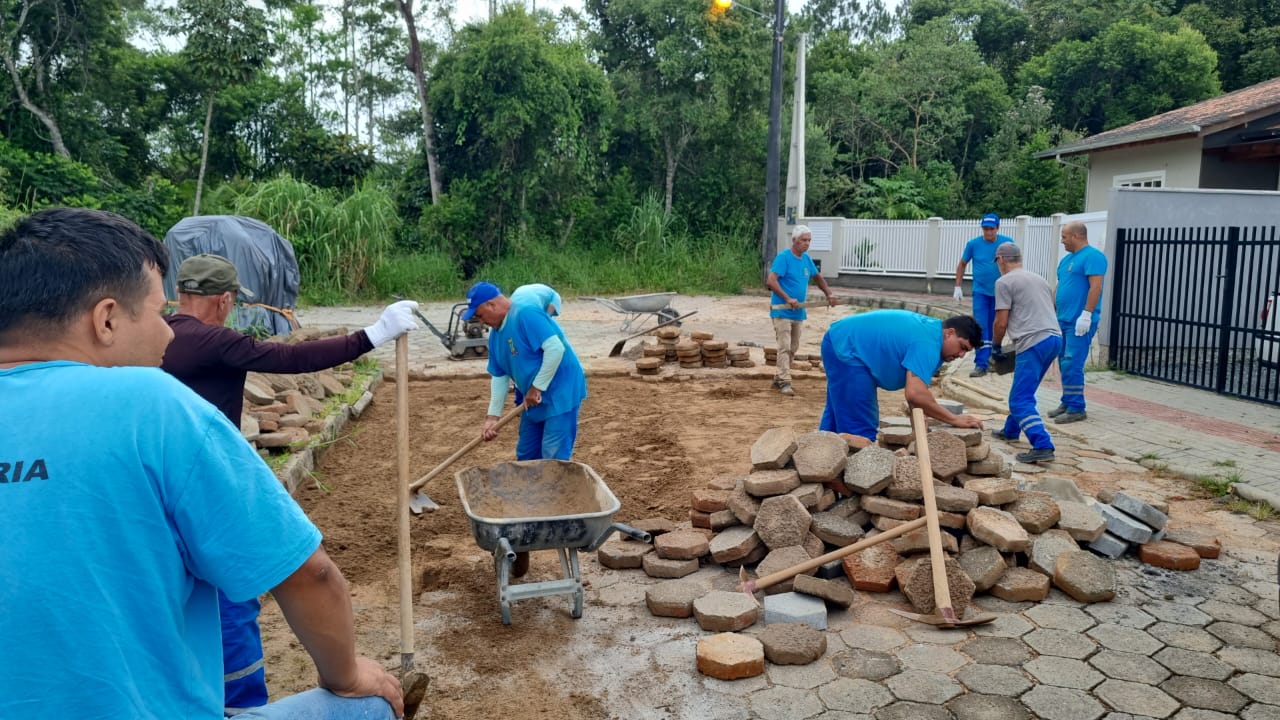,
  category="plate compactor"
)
[394,295,489,360]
